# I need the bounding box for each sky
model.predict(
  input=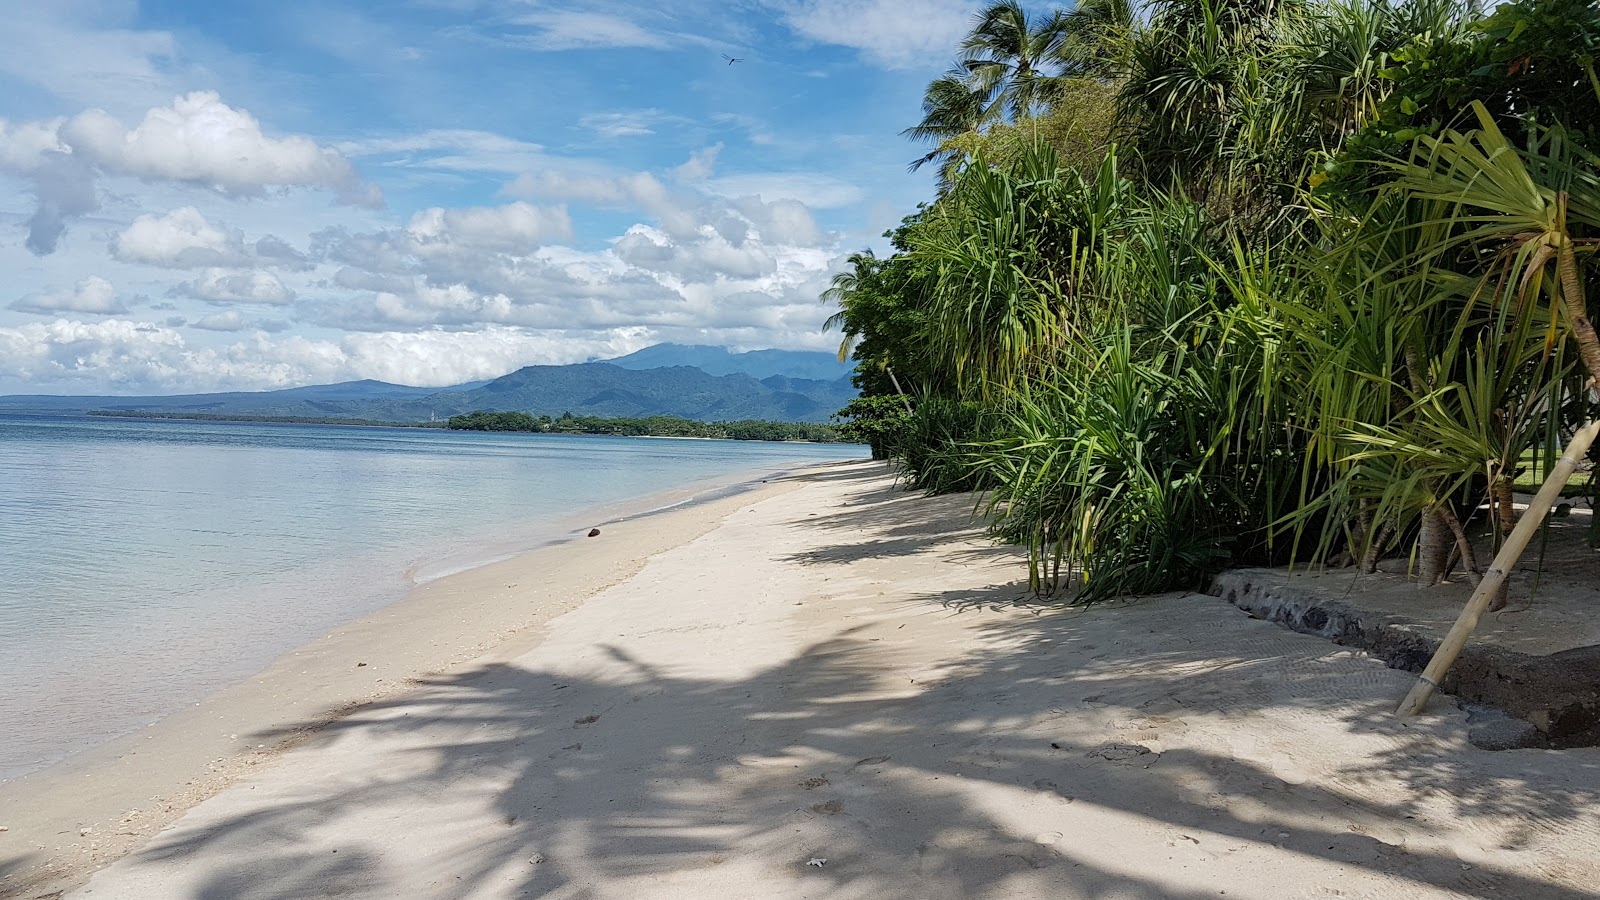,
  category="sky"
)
[0,0,977,395]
